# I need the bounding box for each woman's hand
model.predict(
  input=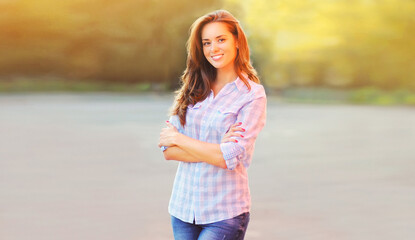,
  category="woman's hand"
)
[158,121,180,148]
[221,122,245,143]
